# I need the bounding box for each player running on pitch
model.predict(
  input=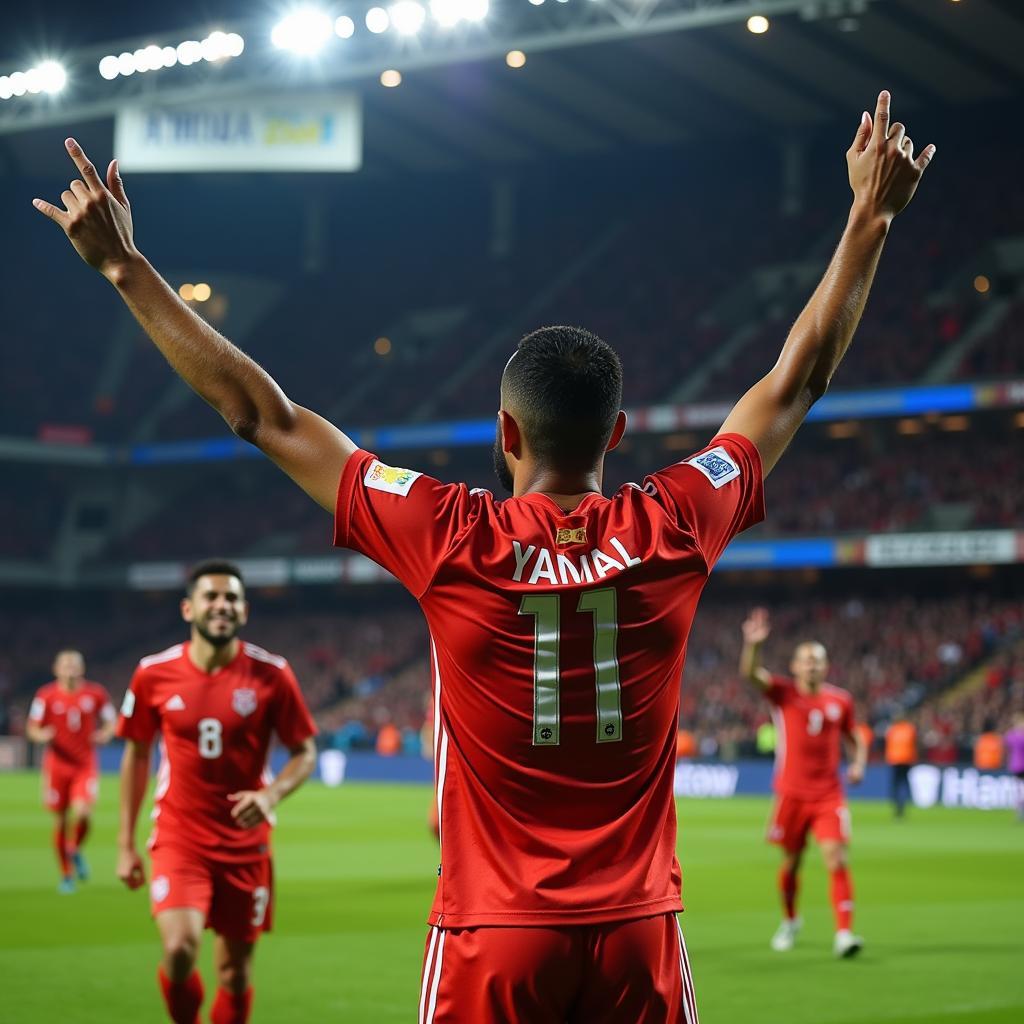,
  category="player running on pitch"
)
[37,91,931,1020]
[740,607,868,958]
[116,560,317,1024]
[26,649,115,893]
